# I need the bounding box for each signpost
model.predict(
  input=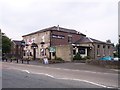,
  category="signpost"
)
[50,47,56,52]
